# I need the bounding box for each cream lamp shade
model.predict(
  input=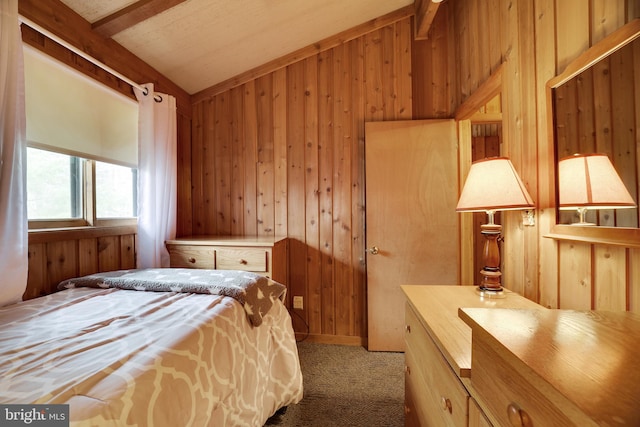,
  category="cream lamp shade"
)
[456,157,534,294]
[558,153,636,210]
[456,157,534,213]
